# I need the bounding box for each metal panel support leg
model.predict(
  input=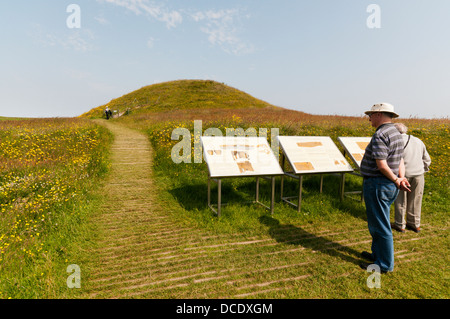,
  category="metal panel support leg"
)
[271,176,275,215]
[280,154,285,200]
[217,179,222,217]
[256,177,260,202]
[340,173,345,201]
[298,175,303,212]
[207,177,211,207]
[319,174,323,193]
